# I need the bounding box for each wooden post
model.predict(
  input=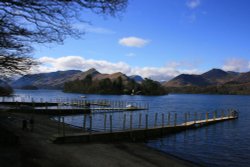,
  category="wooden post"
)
[123,114,126,130]
[167,113,170,126]
[58,116,60,135]
[162,113,164,128]
[62,117,65,137]
[206,112,208,122]
[174,113,177,127]
[154,113,158,127]
[139,113,142,128]
[104,113,107,131]
[32,98,35,108]
[213,111,216,120]
[145,114,148,129]
[89,115,92,134]
[110,114,112,133]
[200,113,202,121]
[83,115,86,131]
[194,112,197,123]
[184,113,187,125]
[15,101,18,108]
[130,114,133,130]
[187,112,190,121]
[221,110,224,119]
